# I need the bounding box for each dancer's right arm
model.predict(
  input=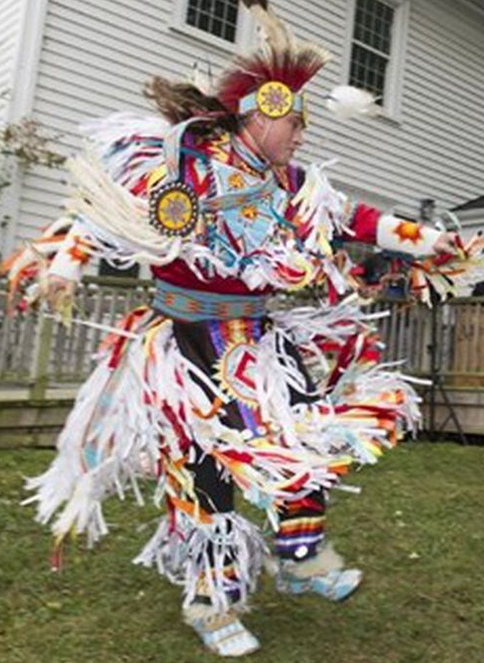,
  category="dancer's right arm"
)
[44,218,92,310]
